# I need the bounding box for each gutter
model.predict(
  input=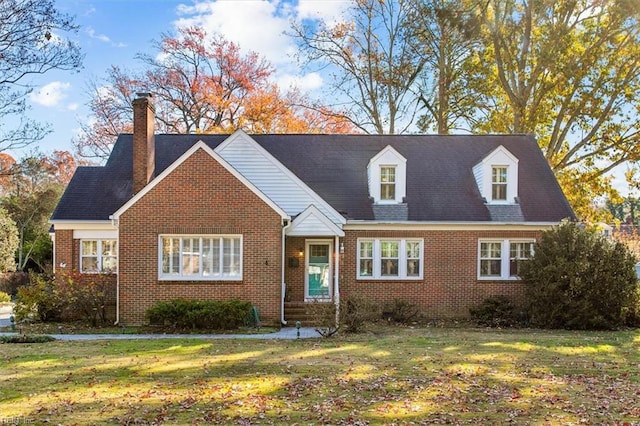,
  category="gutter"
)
[281,218,291,326]
[109,215,120,326]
